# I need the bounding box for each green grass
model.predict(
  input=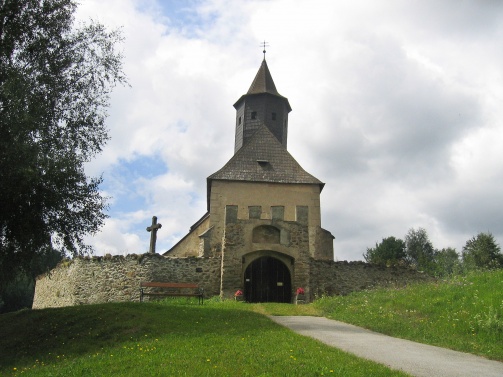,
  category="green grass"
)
[0,300,407,376]
[2,270,501,375]
[314,269,503,361]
